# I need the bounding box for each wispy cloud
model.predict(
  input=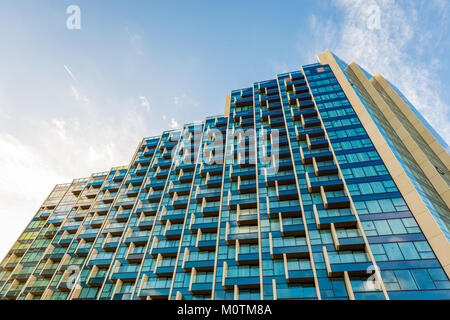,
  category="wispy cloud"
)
[305,0,450,144]
[71,86,89,104]
[139,96,150,112]
[173,94,186,105]
[169,118,179,129]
